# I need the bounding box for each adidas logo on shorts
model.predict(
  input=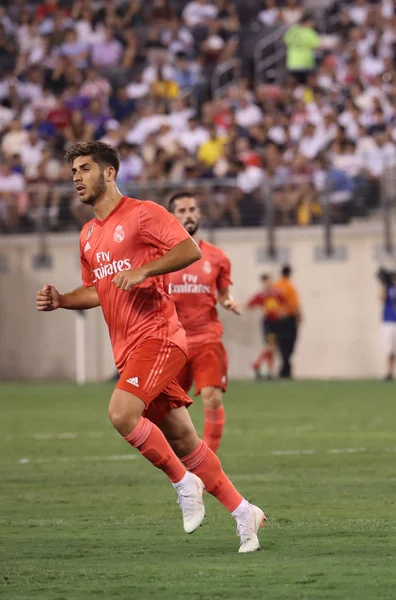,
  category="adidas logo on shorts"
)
[126,377,139,387]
